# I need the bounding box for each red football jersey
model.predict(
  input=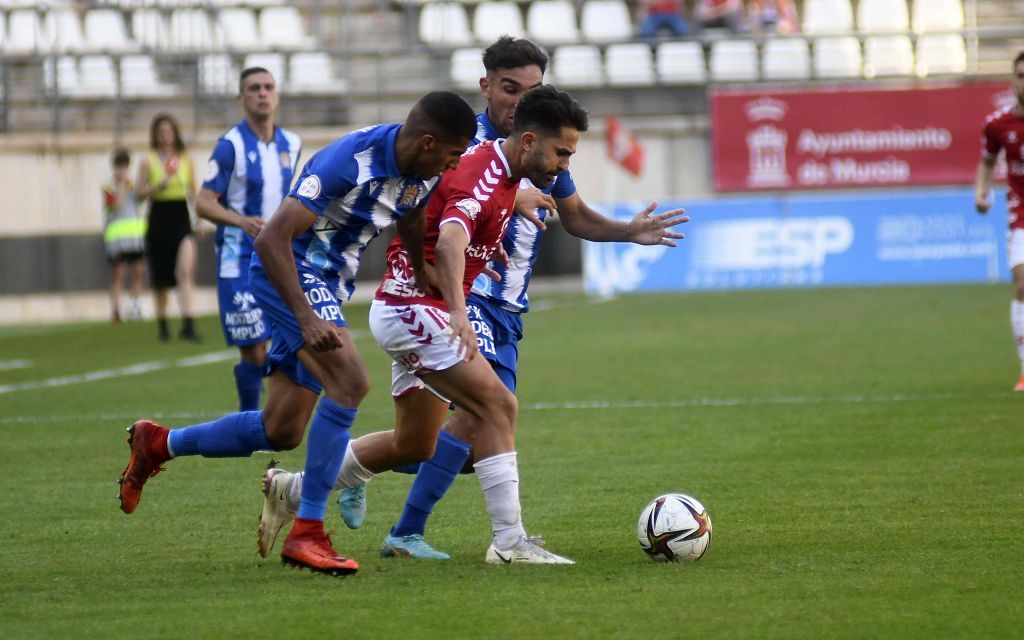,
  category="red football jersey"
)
[375,140,517,310]
[982,107,1024,229]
